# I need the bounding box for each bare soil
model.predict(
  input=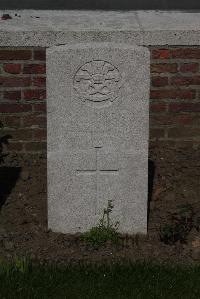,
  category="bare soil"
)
[0,145,200,265]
